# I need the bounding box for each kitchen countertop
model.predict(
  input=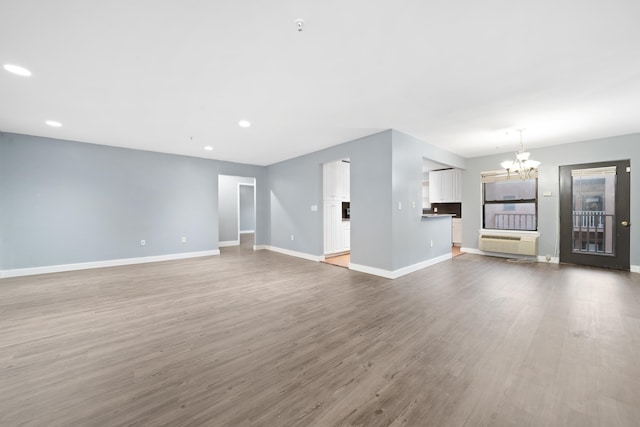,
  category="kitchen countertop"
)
[421,213,456,218]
